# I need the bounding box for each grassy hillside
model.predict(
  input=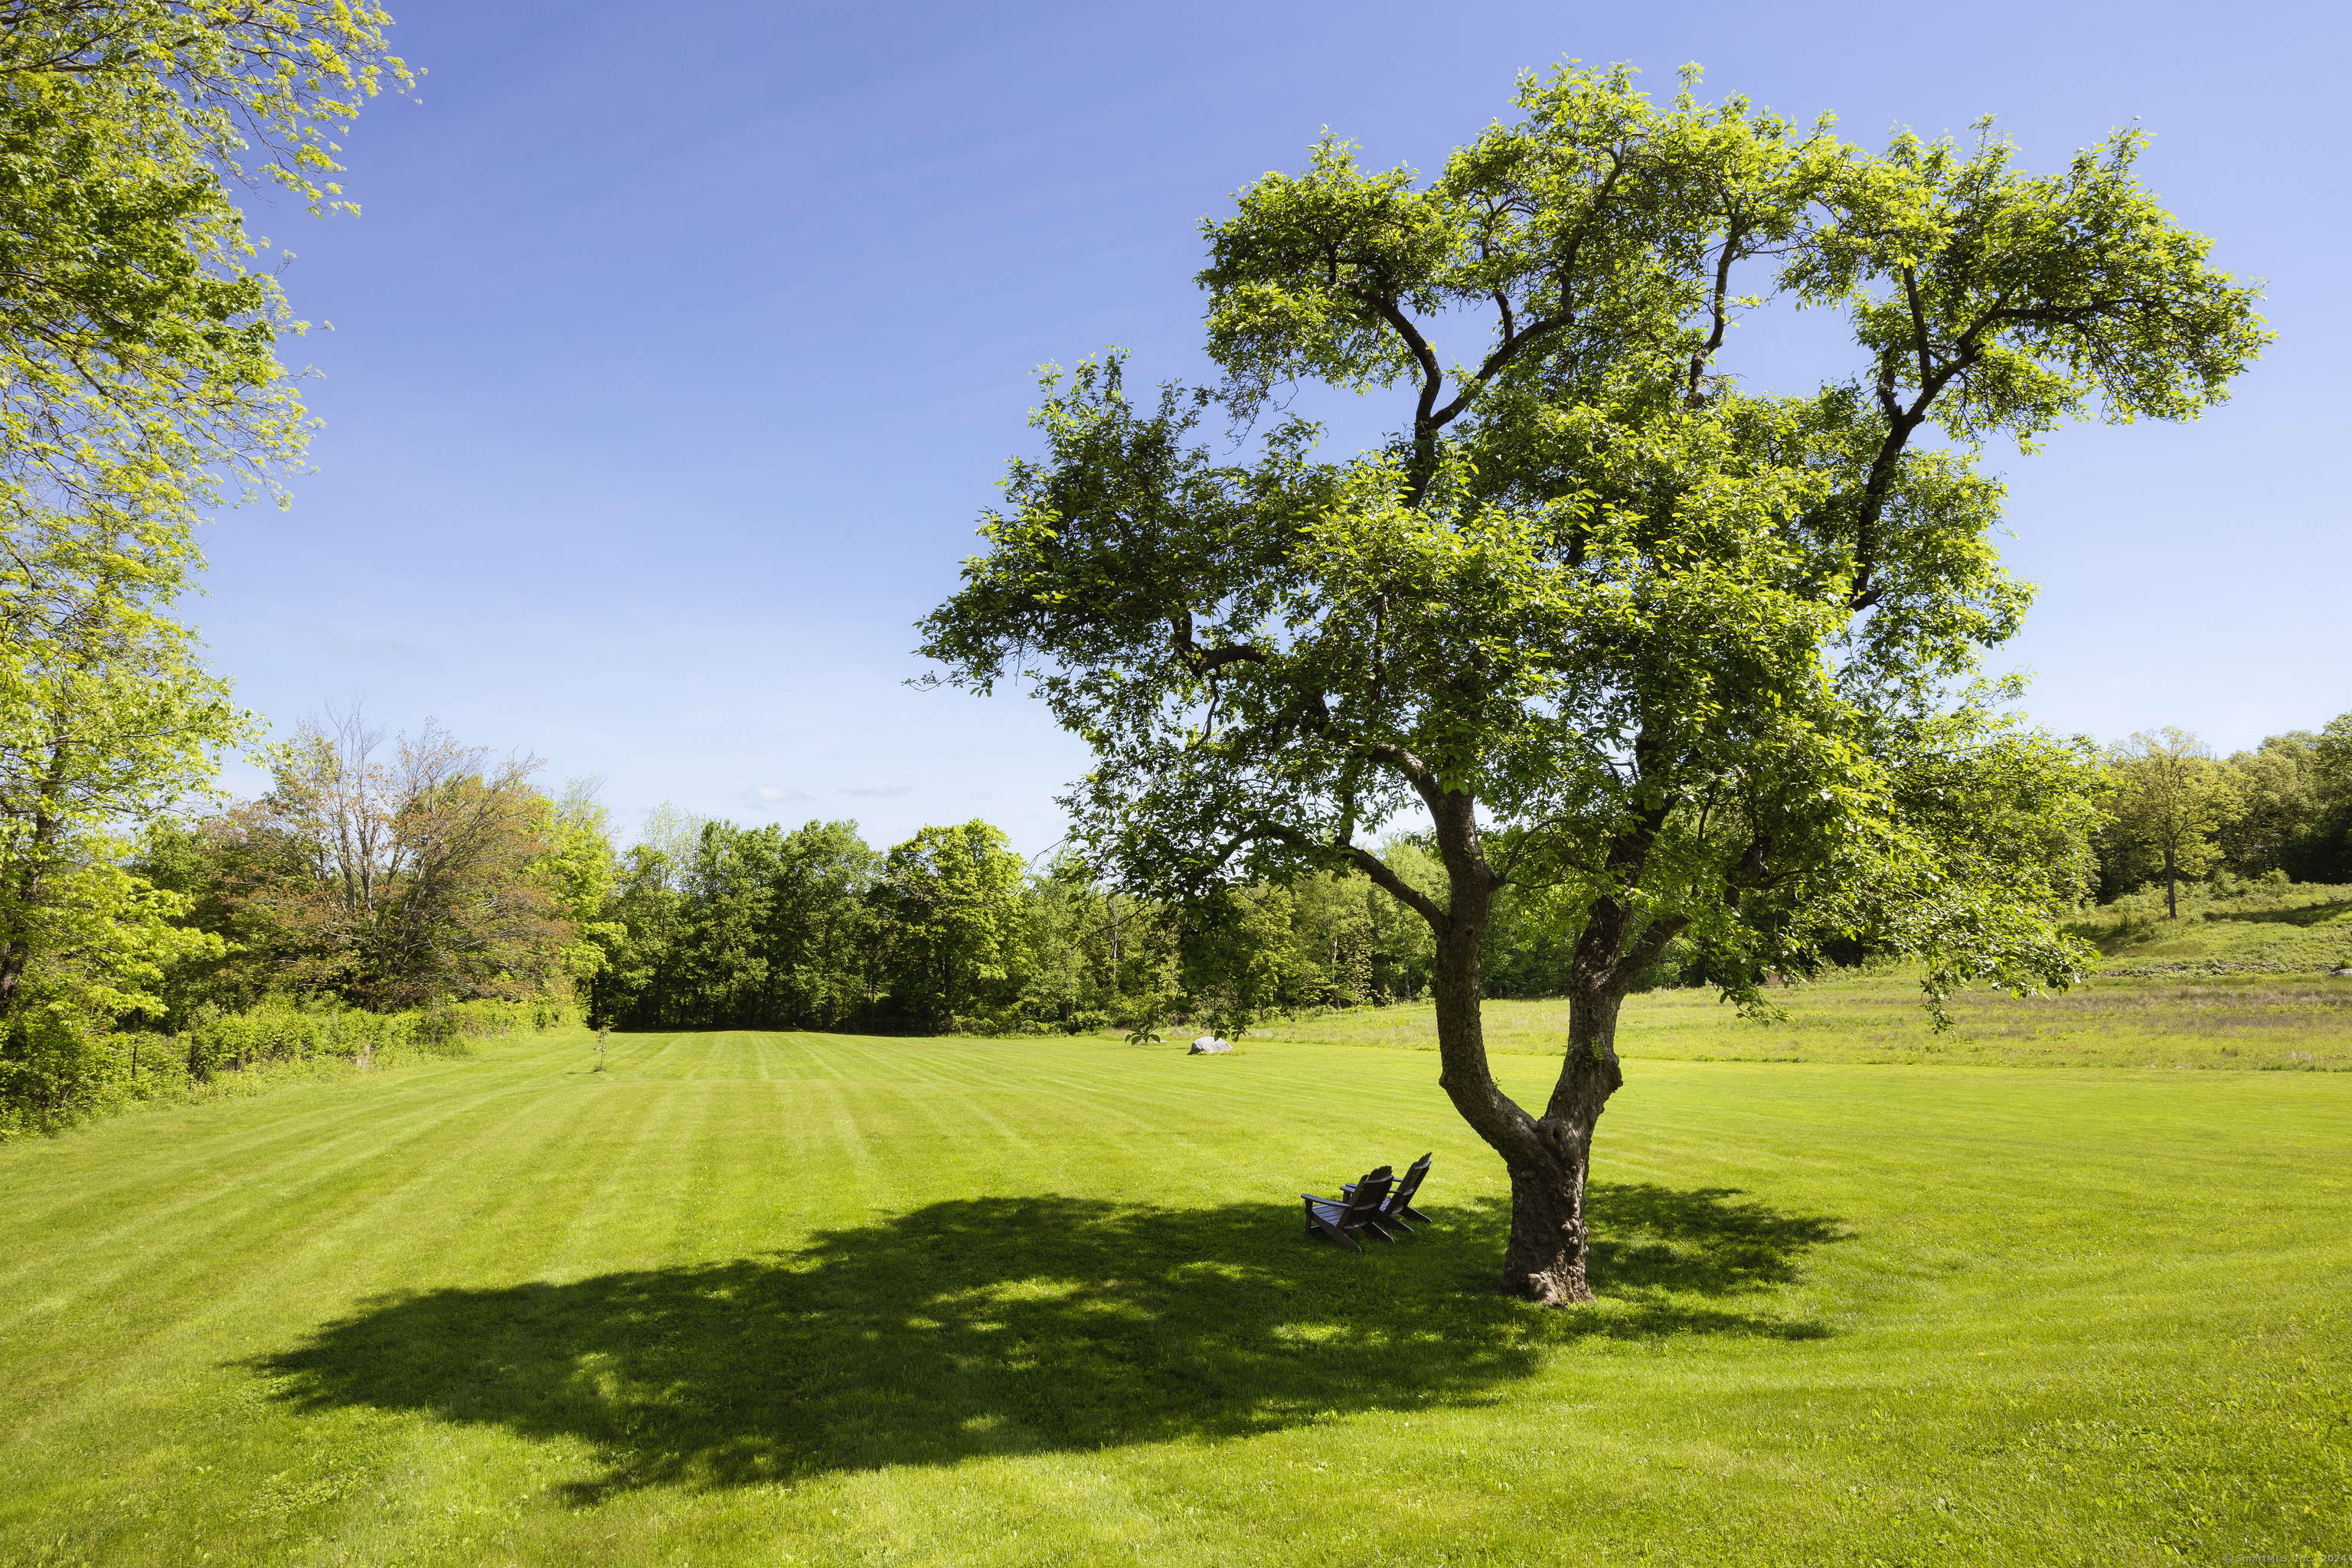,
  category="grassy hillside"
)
[2069,879,2352,972]
[1259,884,2352,1073]
[2,1027,2345,1565]
[1258,971,2352,1071]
